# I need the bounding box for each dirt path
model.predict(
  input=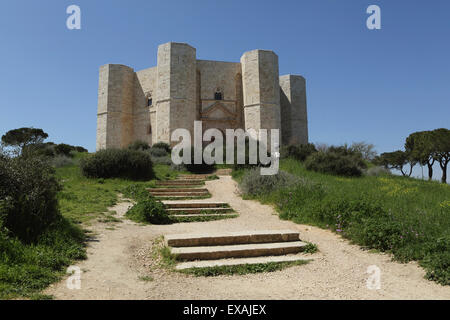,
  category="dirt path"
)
[45,176,450,299]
